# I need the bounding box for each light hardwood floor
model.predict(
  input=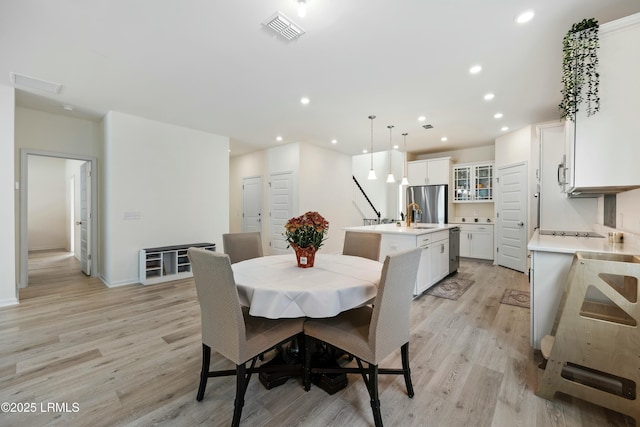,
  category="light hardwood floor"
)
[0,250,634,427]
